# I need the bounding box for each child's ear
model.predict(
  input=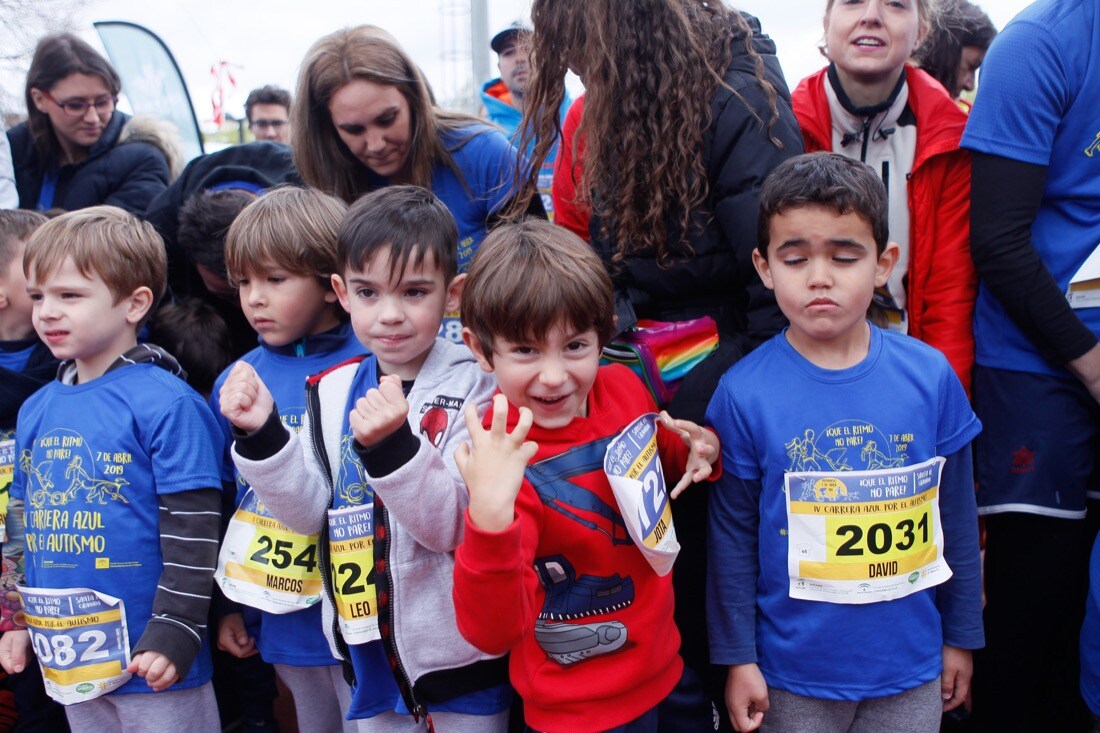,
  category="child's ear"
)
[461,326,494,373]
[875,242,901,288]
[752,249,775,291]
[445,273,466,313]
[330,274,351,313]
[124,286,154,325]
